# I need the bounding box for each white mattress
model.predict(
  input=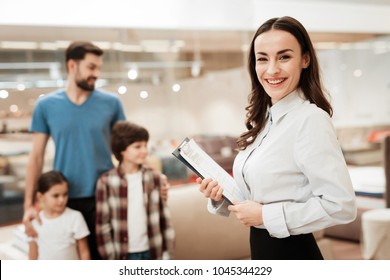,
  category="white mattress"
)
[348,166,385,196]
